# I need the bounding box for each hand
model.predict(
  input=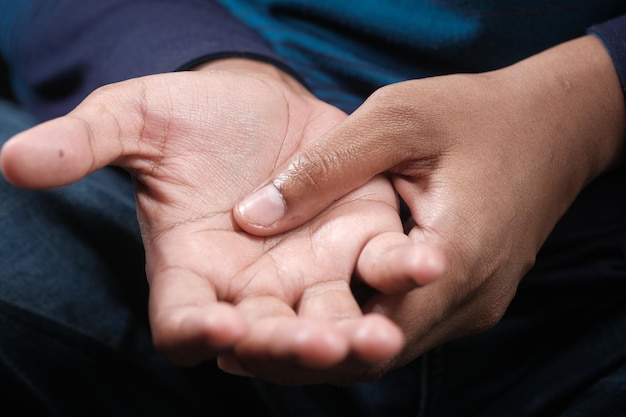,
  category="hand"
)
[0,59,445,385]
[232,35,626,370]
